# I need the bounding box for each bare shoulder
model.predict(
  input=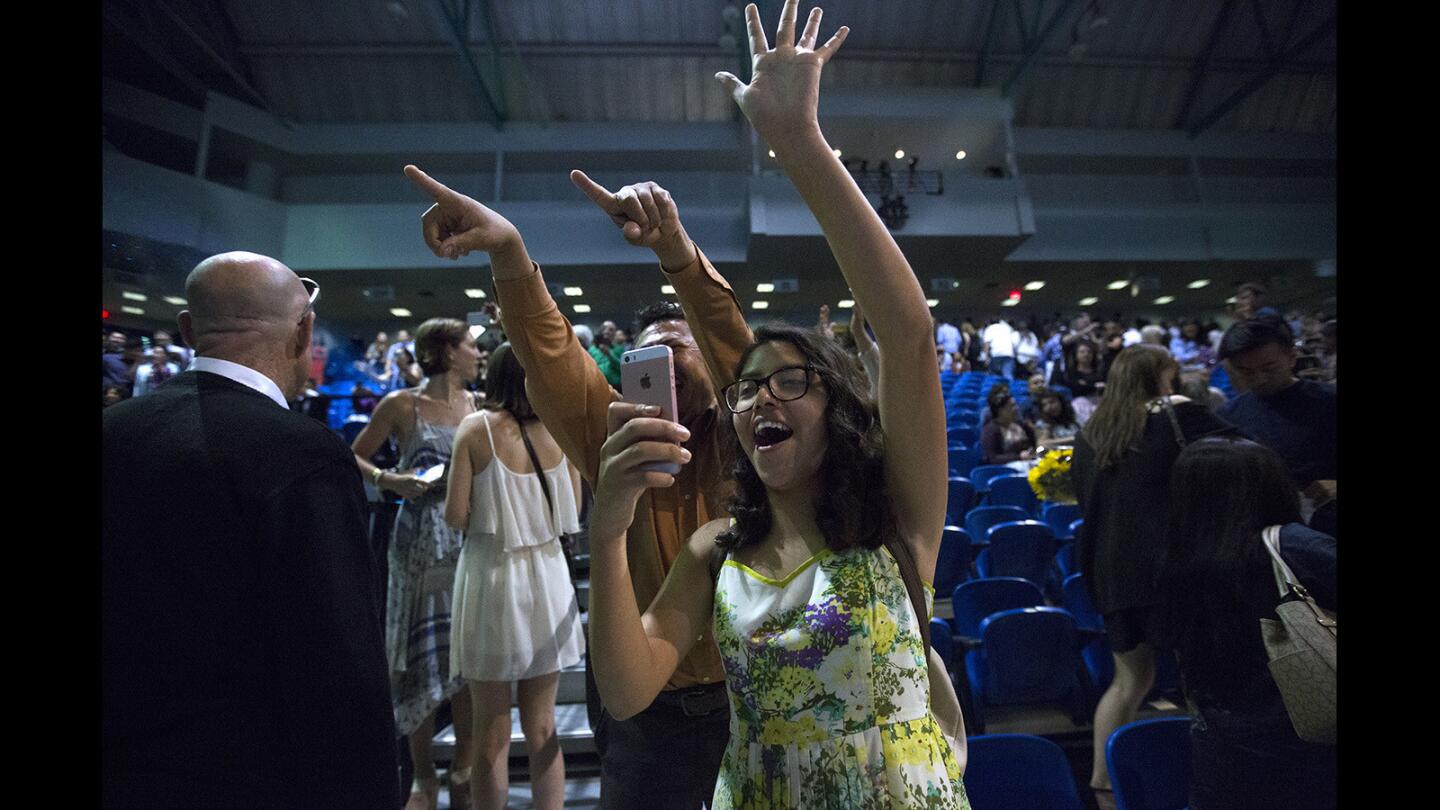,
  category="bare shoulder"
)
[687,517,733,556]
